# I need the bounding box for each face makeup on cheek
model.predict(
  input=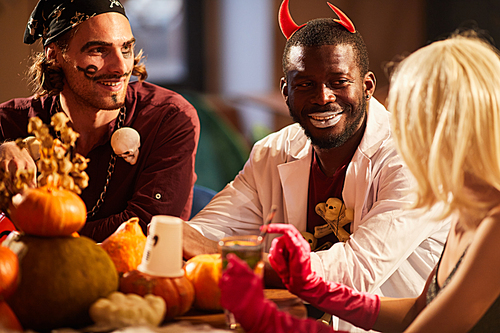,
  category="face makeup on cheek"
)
[58,13,135,111]
[62,55,132,110]
[77,64,132,92]
[76,65,99,79]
